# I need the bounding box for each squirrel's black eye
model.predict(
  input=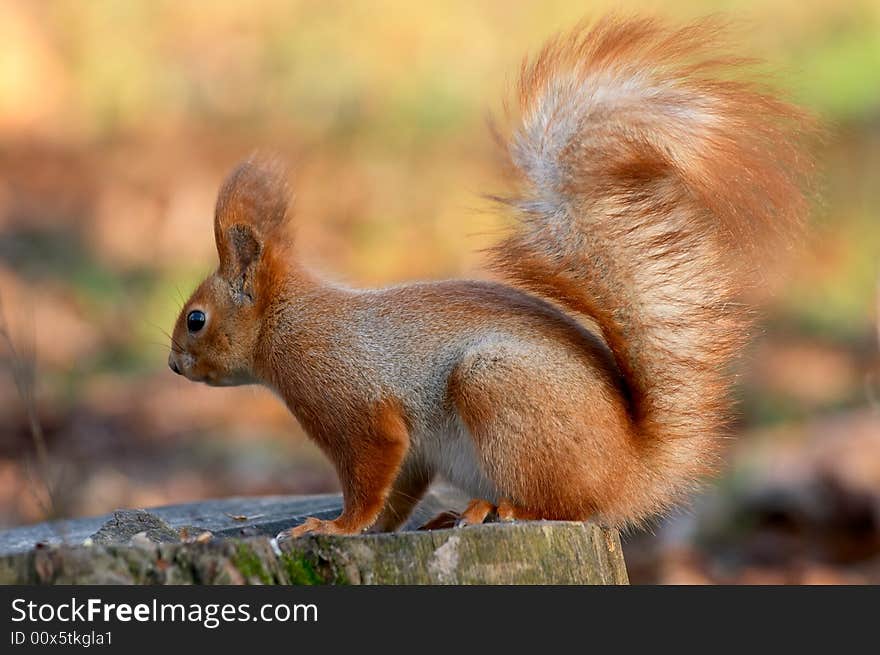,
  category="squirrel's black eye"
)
[187,310,206,333]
